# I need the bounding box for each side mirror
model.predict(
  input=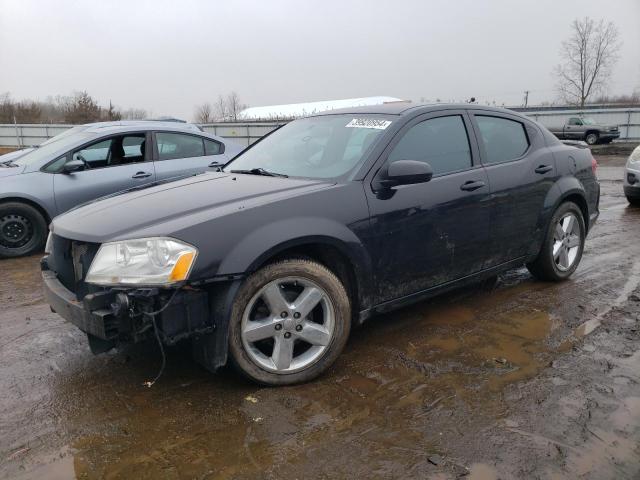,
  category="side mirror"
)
[373,160,433,191]
[63,159,85,174]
